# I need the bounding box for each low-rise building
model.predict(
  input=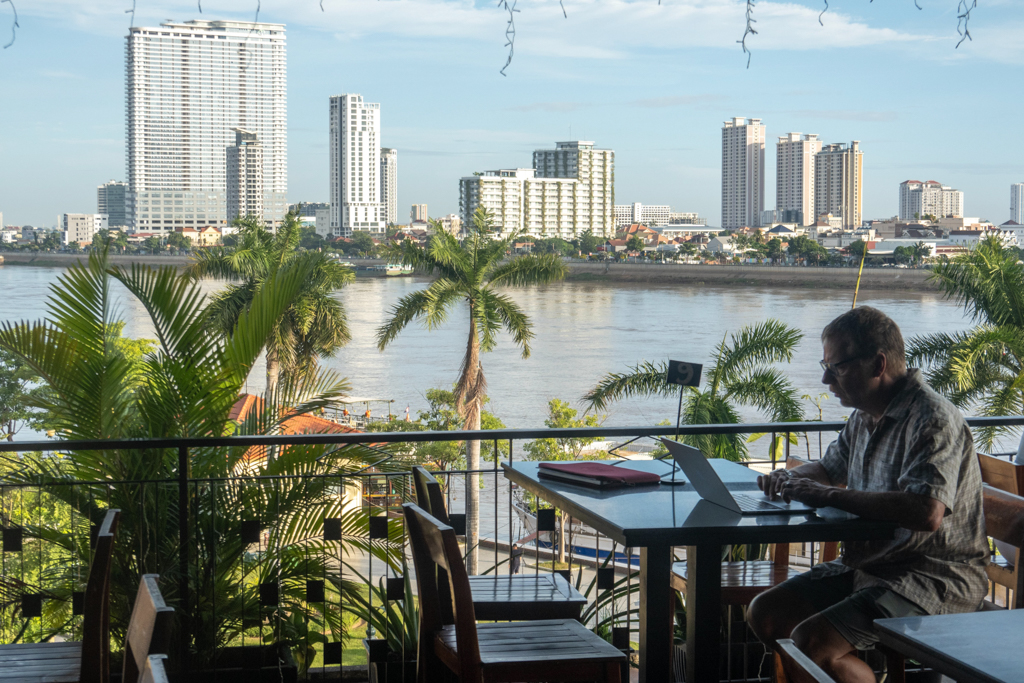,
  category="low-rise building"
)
[61,213,108,245]
[437,214,462,235]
